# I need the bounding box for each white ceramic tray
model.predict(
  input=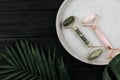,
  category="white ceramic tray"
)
[56,0,120,65]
